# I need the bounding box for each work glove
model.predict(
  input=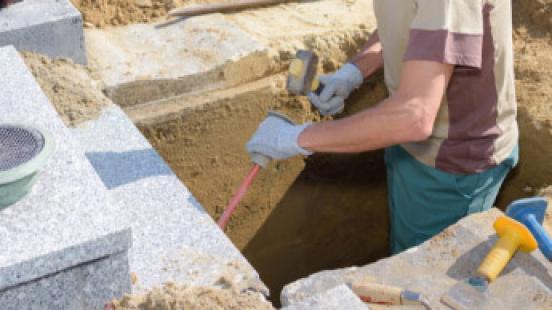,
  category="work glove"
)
[246,112,313,163]
[308,63,364,116]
